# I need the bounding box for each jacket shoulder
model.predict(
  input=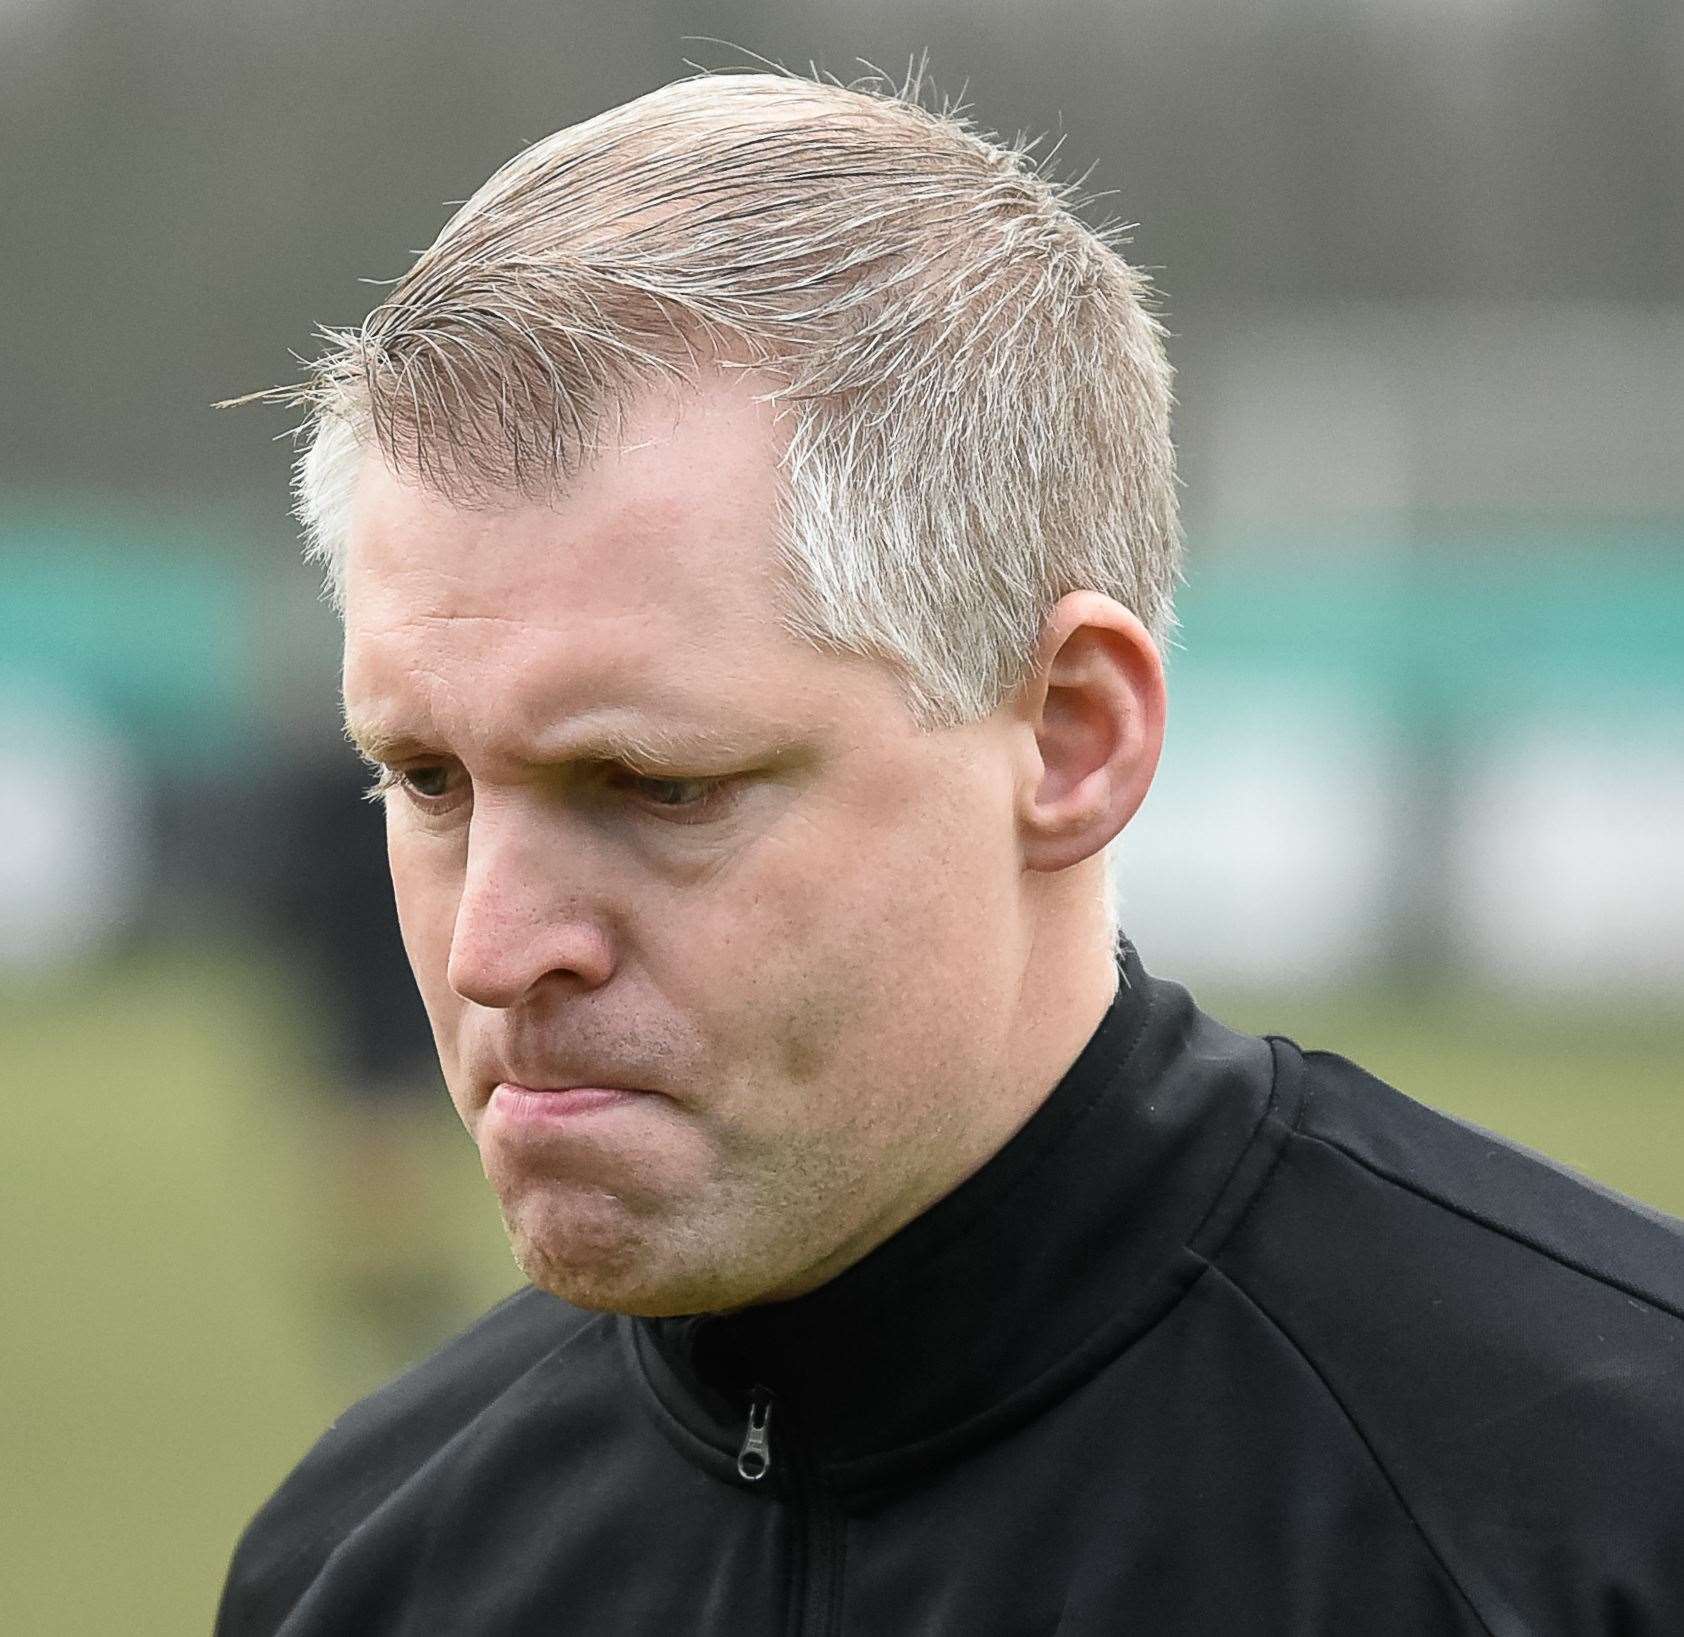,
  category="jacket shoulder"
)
[1288,1042,1684,1315]
[217,1286,597,1634]
[1210,1040,1684,1628]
